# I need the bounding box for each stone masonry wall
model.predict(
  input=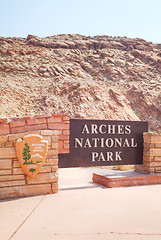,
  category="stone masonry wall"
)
[135,132,161,174]
[0,130,59,199]
[0,114,69,154]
